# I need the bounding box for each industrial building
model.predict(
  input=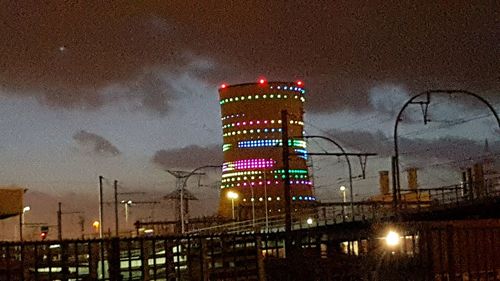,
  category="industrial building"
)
[218,79,315,220]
